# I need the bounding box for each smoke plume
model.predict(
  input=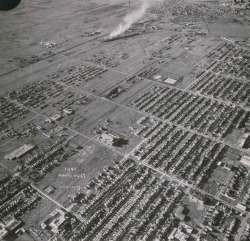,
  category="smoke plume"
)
[109,0,151,39]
